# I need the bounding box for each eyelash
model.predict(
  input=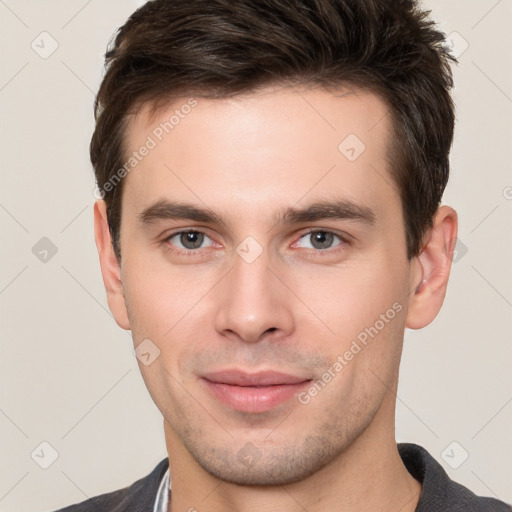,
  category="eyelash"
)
[162,229,350,257]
